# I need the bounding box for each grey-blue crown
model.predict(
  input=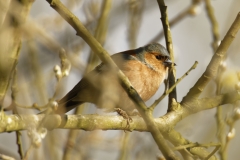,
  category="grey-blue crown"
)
[144,43,169,57]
